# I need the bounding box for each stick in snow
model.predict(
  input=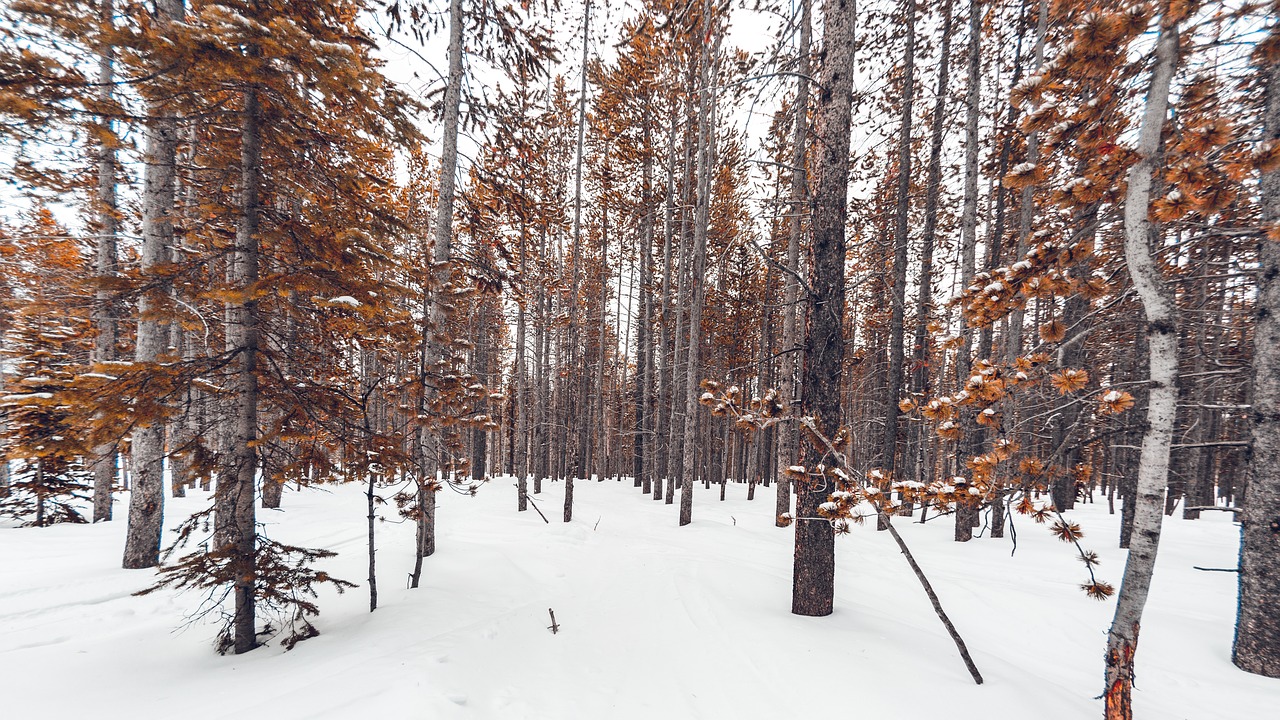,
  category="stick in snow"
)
[547,608,560,634]
[523,490,550,524]
[879,512,985,685]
